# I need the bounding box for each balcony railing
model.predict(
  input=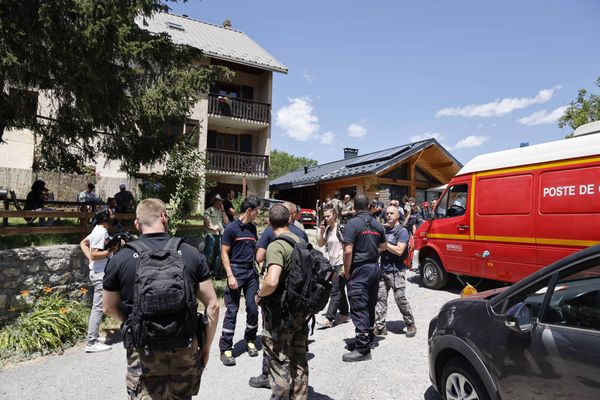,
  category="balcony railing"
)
[207,149,269,176]
[208,94,271,123]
